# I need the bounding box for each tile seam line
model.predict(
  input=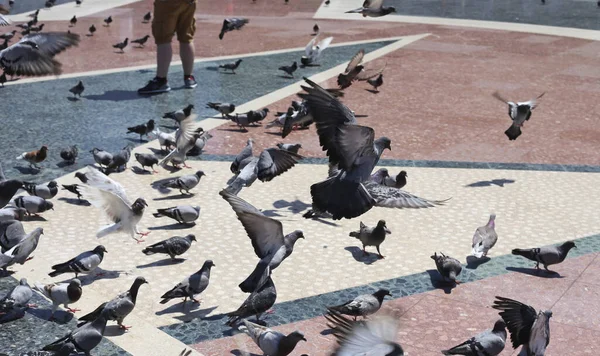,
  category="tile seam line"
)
[549,258,598,310]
